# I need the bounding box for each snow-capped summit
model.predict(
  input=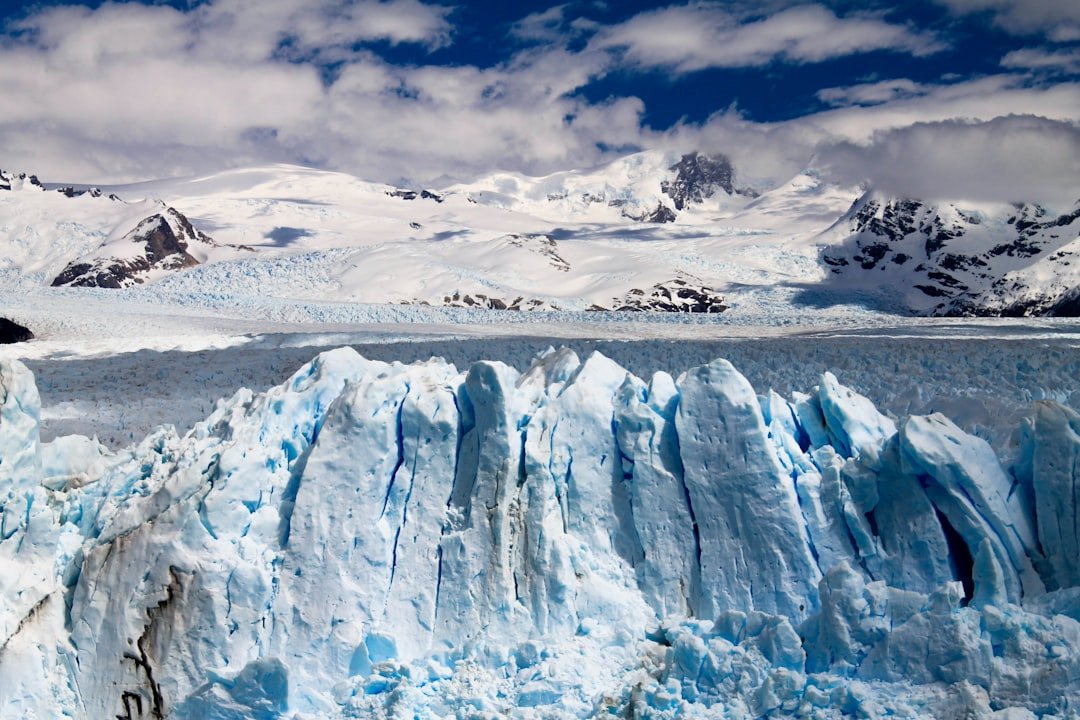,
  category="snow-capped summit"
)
[0,154,1075,316]
[819,190,1080,315]
[449,149,759,224]
[0,169,44,192]
[660,151,756,211]
[51,206,217,288]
